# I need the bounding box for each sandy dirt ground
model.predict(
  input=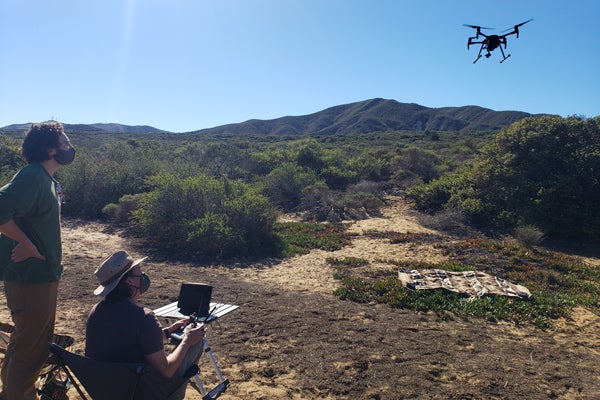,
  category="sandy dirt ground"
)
[1,197,599,399]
